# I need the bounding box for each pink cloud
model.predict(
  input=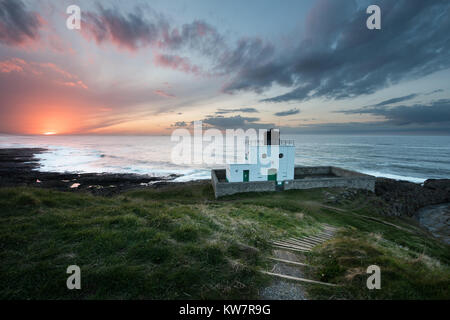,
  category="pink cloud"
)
[0,58,88,89]
[0,58,26,73]
[153,89,175,98]
[154,53,201,75]
[60,80,89,90]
